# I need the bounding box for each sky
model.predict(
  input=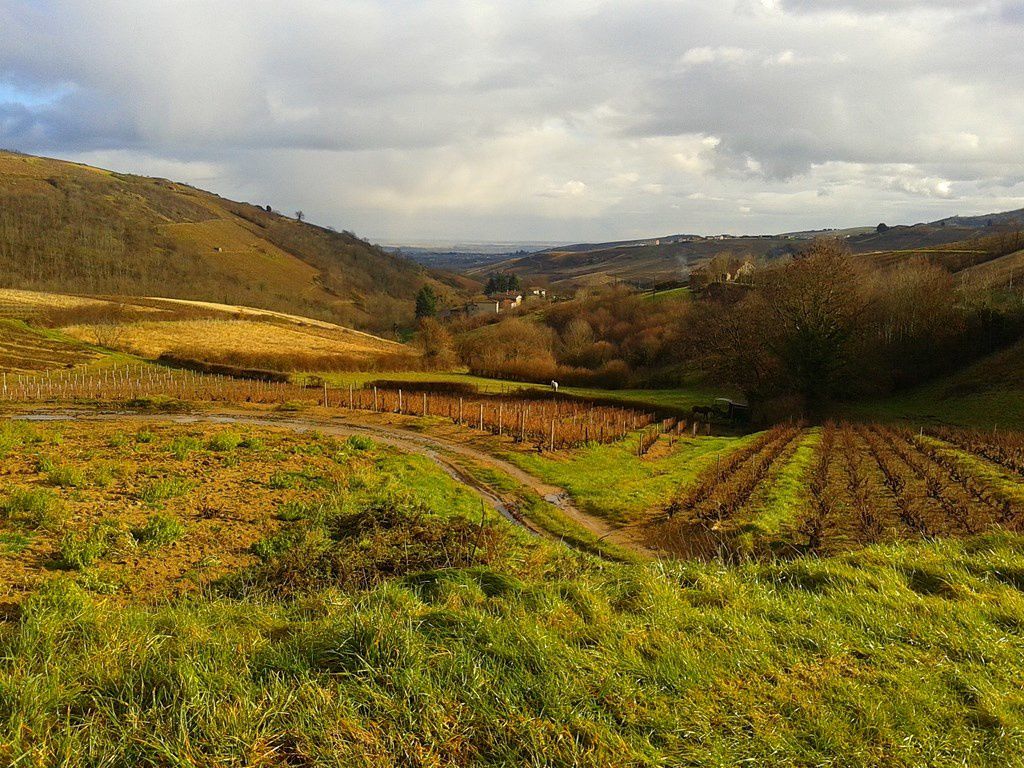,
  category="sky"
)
[1,0,1023,244]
